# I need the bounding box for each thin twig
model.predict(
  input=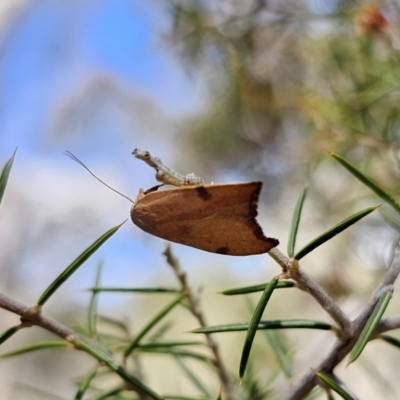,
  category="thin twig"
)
[0,293,156,400]
[291,267,352,337]
[269,249,352,336]
[354,240,400,332]
[286,240,400,399]
[286,337,358,399]
[163,244,235,400]
[268,247,290,273]
[376,315,400,334]
[0,293,75,339]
